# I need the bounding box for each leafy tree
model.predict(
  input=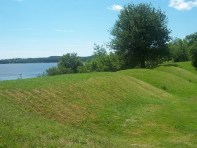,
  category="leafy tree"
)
[168,38,189,62]
[110,3,171,68]
[186,32,197,68]
[93,44,107,57]
[190,48,197,68]
[186,32,197,45]
[46,53,83,76]
[80,44,122,72]
[58,53,83,73]
[92,44,122,72]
